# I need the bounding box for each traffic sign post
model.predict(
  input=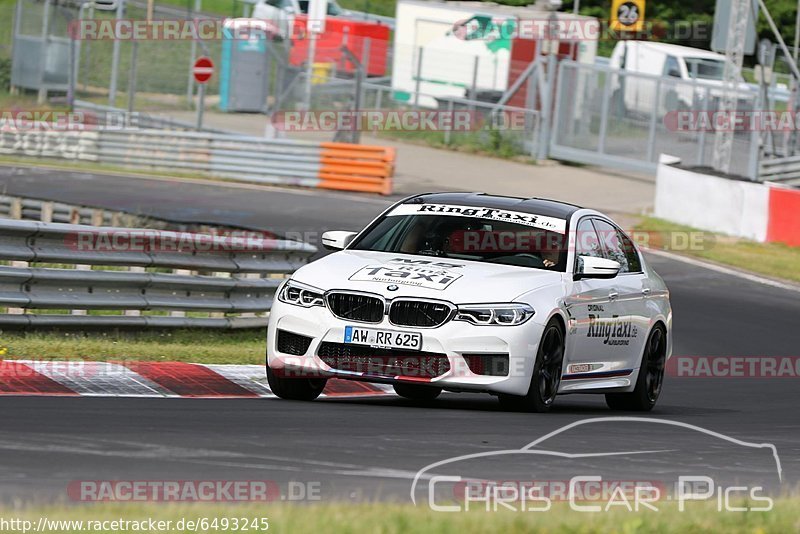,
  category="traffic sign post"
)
[610,0,645,33]
[303,0,328,110]
[193,56,214,130]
